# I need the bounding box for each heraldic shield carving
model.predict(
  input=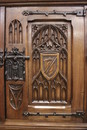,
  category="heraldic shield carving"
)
[41,53,59,80]
[32,24,68,103]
